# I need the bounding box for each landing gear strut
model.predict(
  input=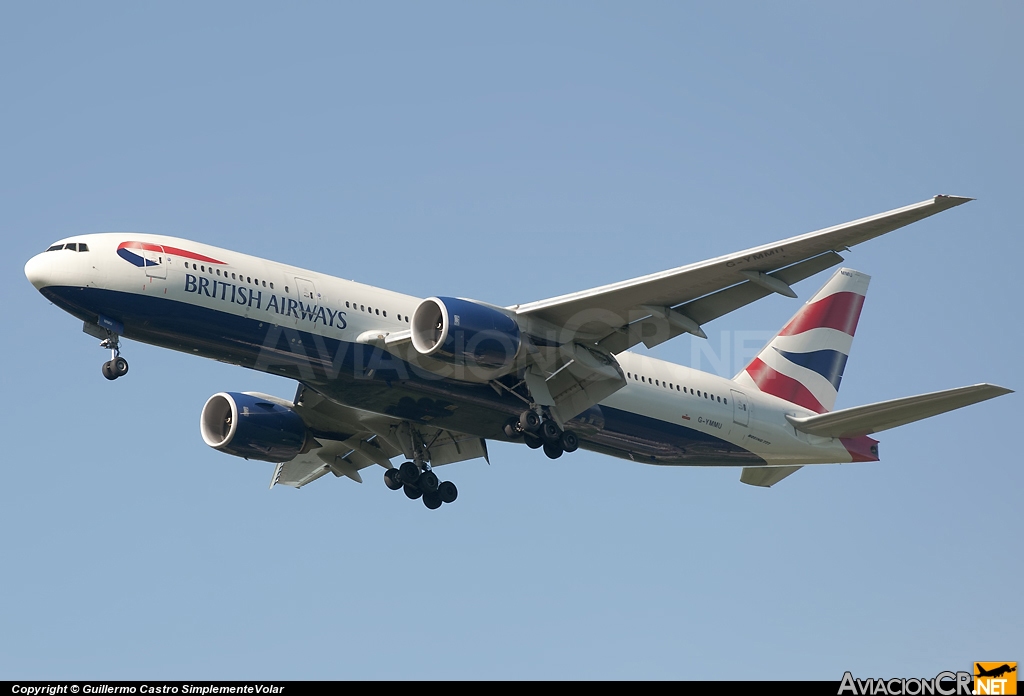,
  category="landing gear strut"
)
[100,334,129,381]
[383,461,458,510]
